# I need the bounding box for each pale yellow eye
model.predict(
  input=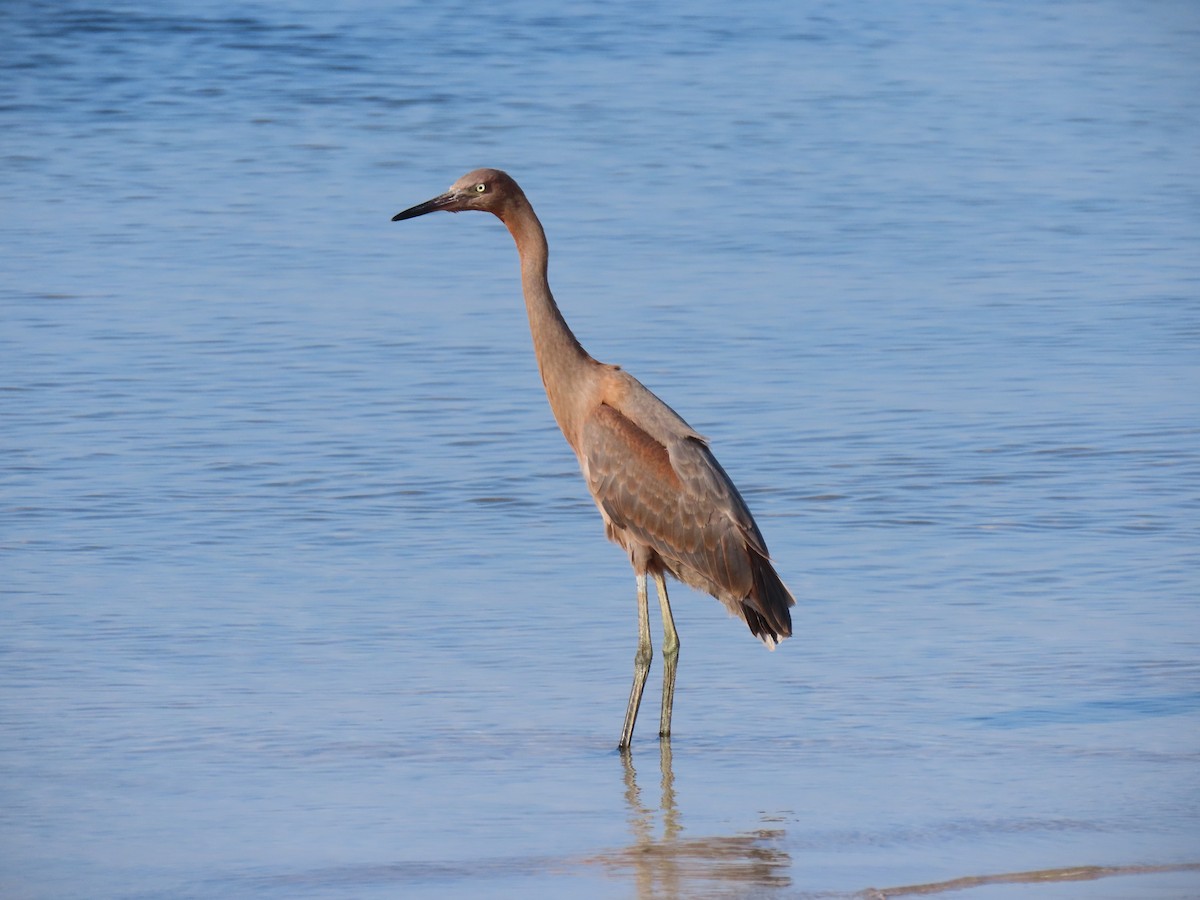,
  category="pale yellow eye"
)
[475,183,486,193]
